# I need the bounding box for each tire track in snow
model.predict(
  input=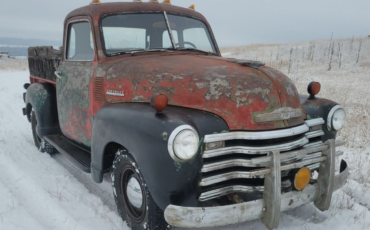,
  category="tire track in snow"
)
[0,153,92,230]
